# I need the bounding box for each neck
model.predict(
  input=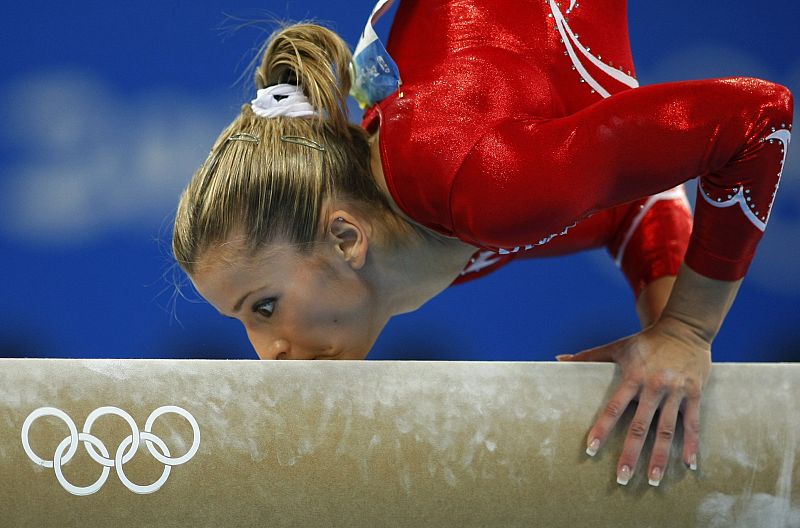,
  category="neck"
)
[364,129,478,316]
[365,223,478,317]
